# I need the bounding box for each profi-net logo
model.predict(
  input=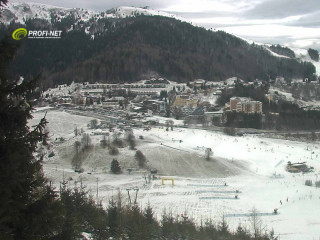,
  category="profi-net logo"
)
[12,28,62,40]
[12,28,27,40]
